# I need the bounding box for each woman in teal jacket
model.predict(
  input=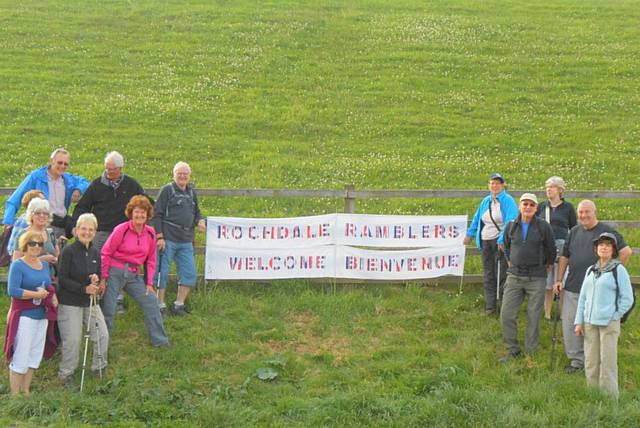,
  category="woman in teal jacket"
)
[464,173,518,314]
[574,232,633,399]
